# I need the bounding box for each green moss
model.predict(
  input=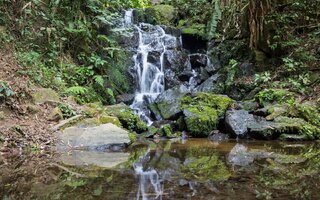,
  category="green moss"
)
[98,115,121,127]
[179,21,206,37]
[128,132,137,143]
[153,5,176,25]
[162,124,173,137]
[255,89,296,106]
[180,93,233,137]
[32,88,60,104]
[274,116,320,140]
[296,104,320,127]
[105,104,148,133]
[81,103,104,117]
